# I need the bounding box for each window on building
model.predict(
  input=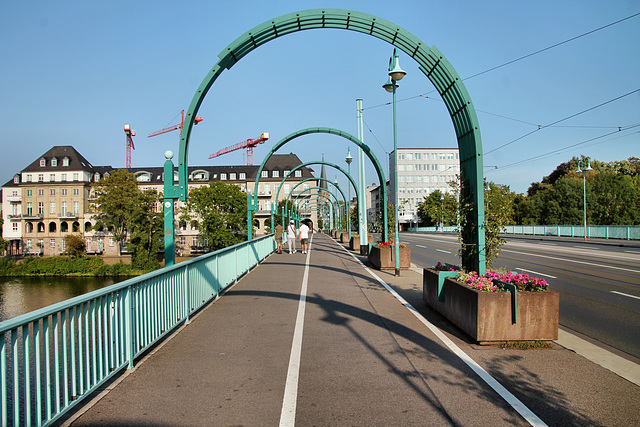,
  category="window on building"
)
[50,174,55,182]
[38,202,44,215]
[50,189,55,196]
[406,165,414,171]
[38,189,44,196]
[109,238,114,247]
[284,183,290,194]
[272,170,279,178]
[63,157,69,166]
[406,153,413,160]
[50,202,55,214]
[220,173,227,180]
[73,173,79,181]
[230,173,236,180]
[26,202,33,216]
[295,170,302,177]
[398,153,404,160]
[61,201,67,214]
[261,170,268,178]
[415,153,421,160]
[61,173,67,181]
[73,188,79,196]
[263,183,270,194]
[73,201,79,214]
[27,240,32,249]
[38,174,44,182]
[40,158,46,167]
[399,176,406,183]
[61,189,67,196]
[284,170,290,177]
[50,239,56,248]
[12,223,18,232]
[398,165,405,171]
[94,172,100,181]
[239,172,246,180]
[26,190,32,197]
[26,174,32,182]
[13,175,19,184]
